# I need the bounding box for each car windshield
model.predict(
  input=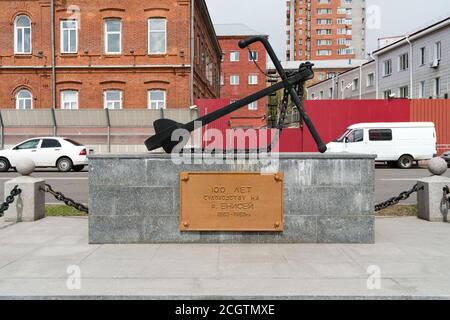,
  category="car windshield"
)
[334,129,351,142]
[64,139,83,146]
